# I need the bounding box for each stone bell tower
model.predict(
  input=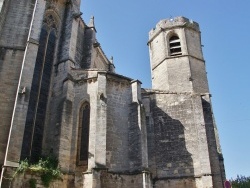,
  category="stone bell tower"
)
[148,17,209,93]
[147,17,226,187]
